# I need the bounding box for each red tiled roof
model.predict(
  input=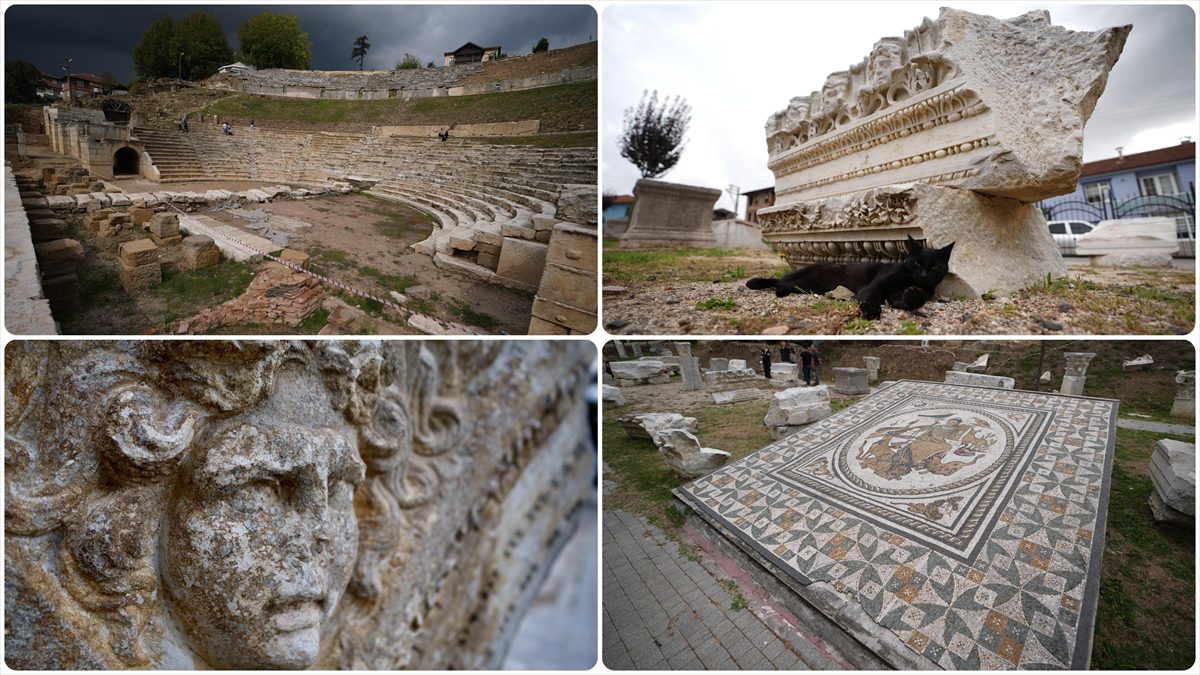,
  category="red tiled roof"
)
[1081,141,1195,178]
[612,195,634,204]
